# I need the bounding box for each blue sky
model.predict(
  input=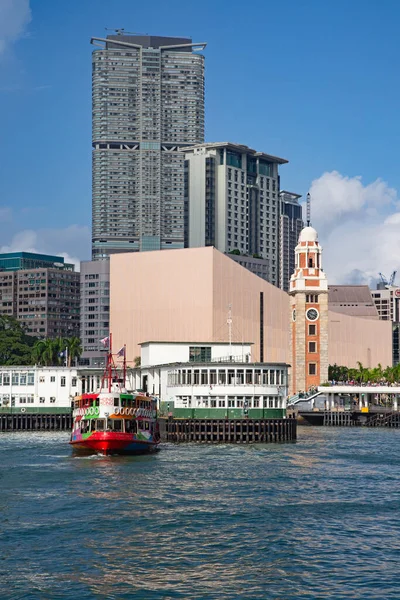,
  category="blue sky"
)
[1,0,400,283]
